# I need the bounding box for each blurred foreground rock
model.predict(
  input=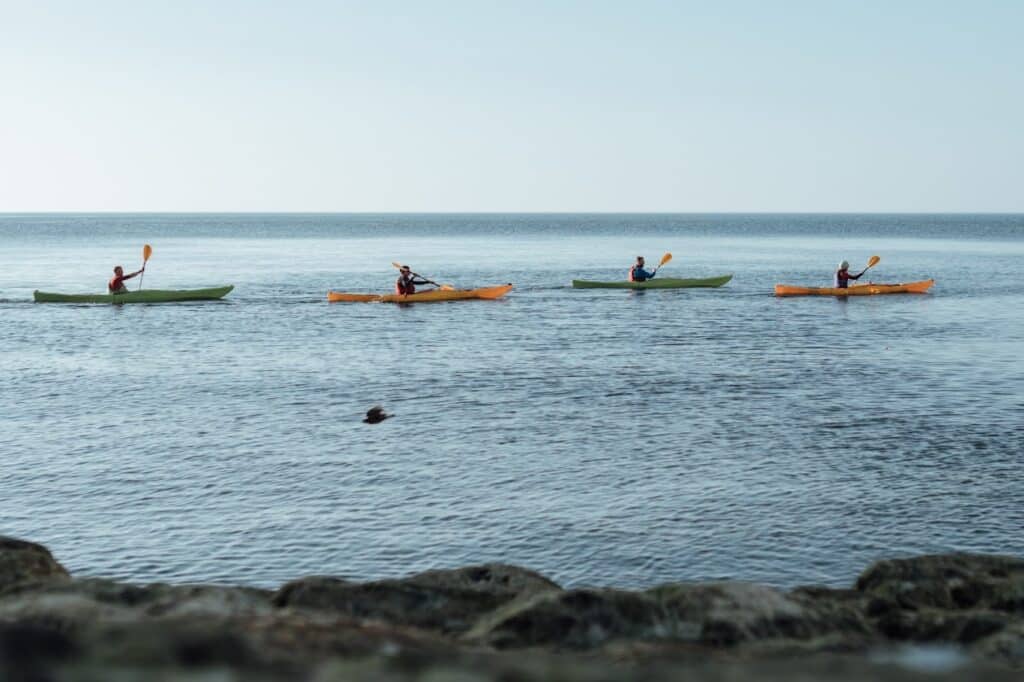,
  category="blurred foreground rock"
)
[1,537,1023,680]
